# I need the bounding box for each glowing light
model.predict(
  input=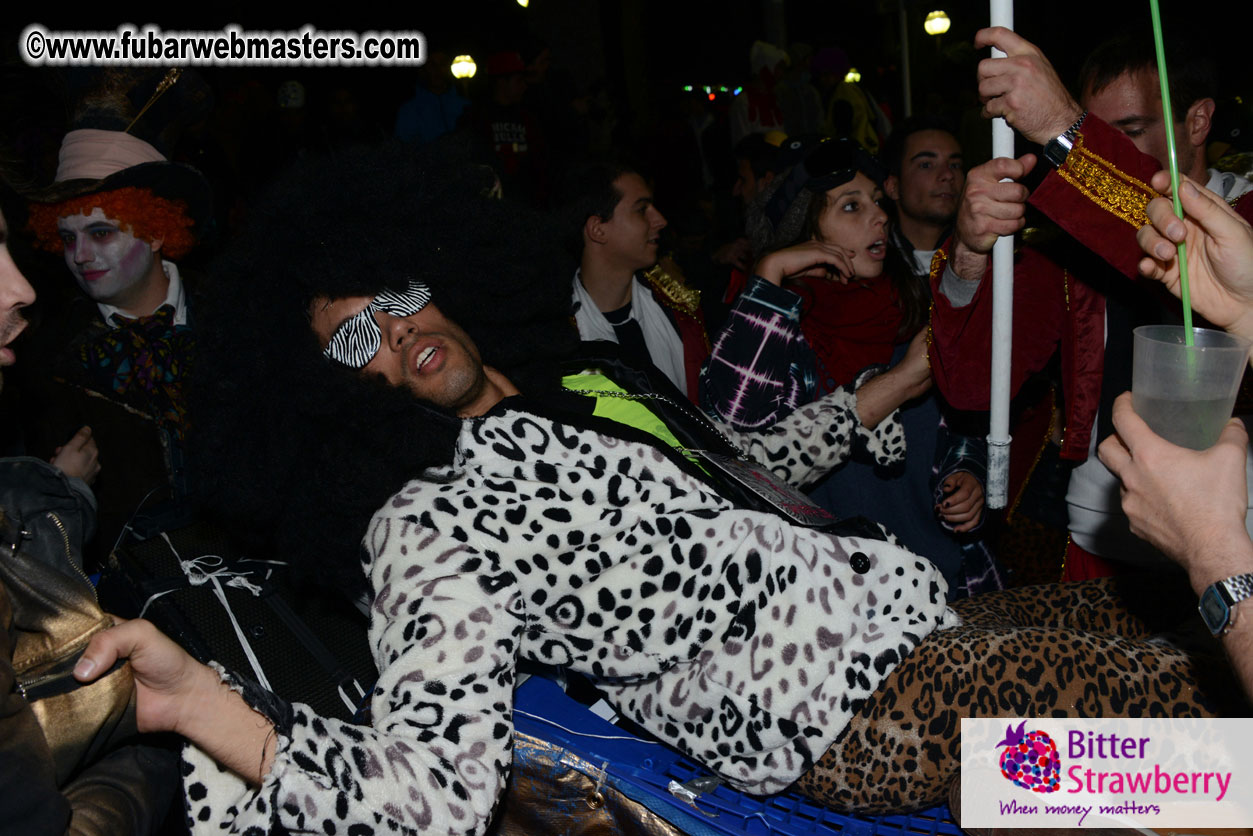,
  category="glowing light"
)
[451,55,476,79]
[708,93,716,101]
[924,10,951,35]
[517,0,529,6]
[733,86,743,96]
[683,85,693,92]
[844,68,862,83]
